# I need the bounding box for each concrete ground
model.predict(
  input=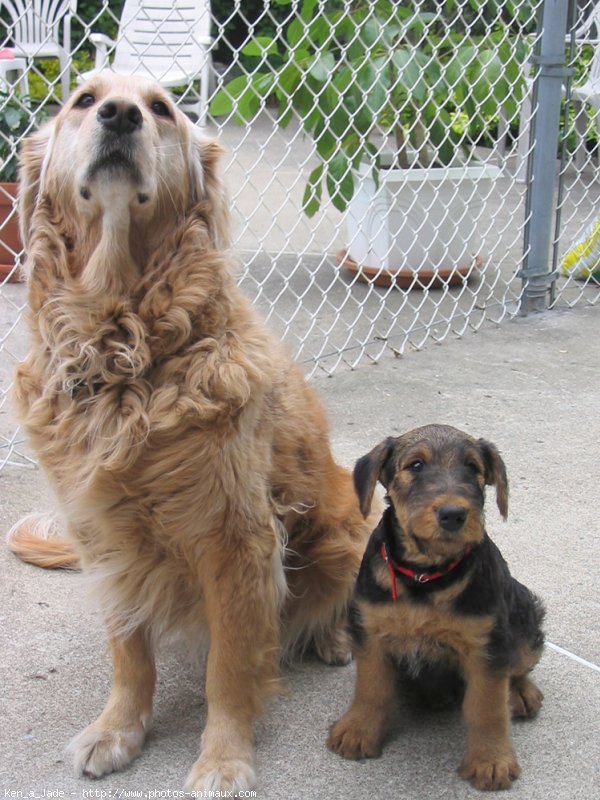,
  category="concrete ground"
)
[1,302,599,799]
